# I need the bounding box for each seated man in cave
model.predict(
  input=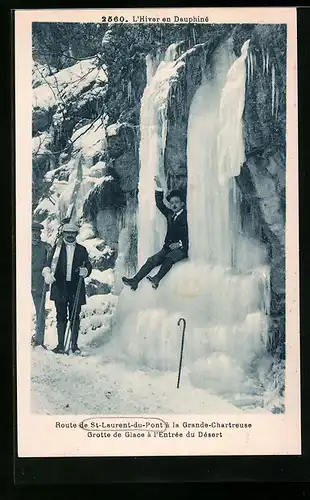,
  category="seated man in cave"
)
[122,175,188,291]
